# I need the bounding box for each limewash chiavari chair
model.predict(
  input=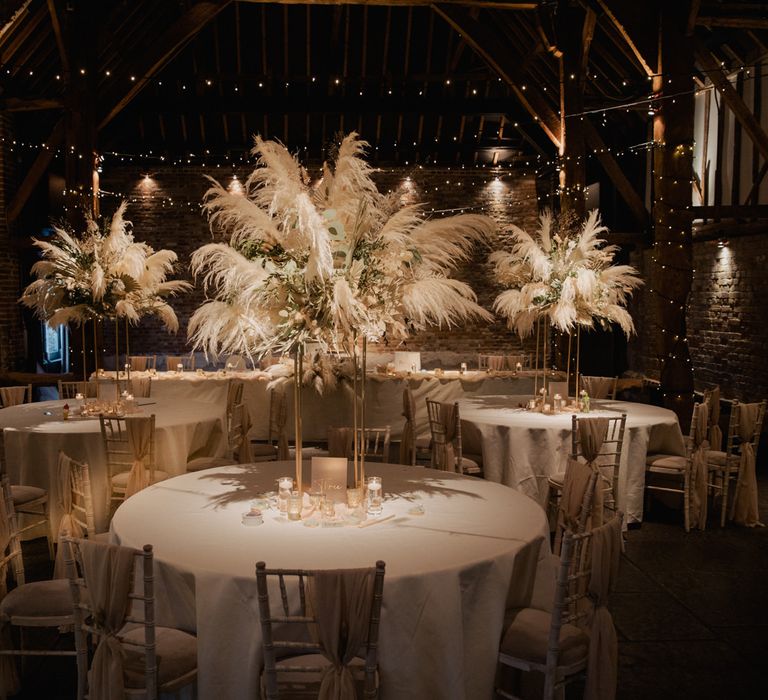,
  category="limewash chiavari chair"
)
[256,560,386,700]
[399,387,431,466]
[477,354,506,371]
[425,400,482,476]
[497,514,624,700]
[58,380,99,400]
[354,426,391,464]
[0,476,77,692]
[579,376,618,400]
[187,402,252,471]
[62,538,198,700]
[164,354,195,371]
